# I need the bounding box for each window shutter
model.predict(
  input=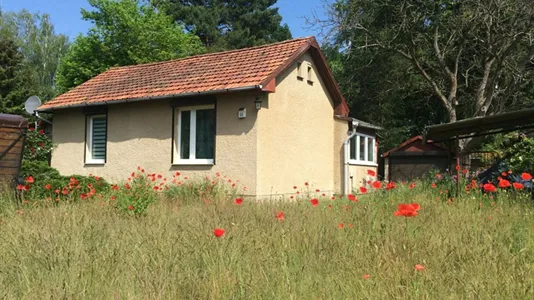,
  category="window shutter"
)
[91,117,107,160]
